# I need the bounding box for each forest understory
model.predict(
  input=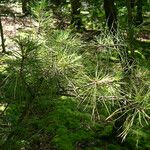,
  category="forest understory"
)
[0,1,150,150]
